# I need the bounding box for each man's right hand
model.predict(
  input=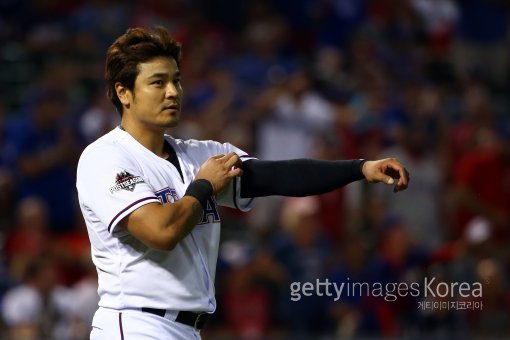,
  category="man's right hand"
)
[195,152,243,194]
